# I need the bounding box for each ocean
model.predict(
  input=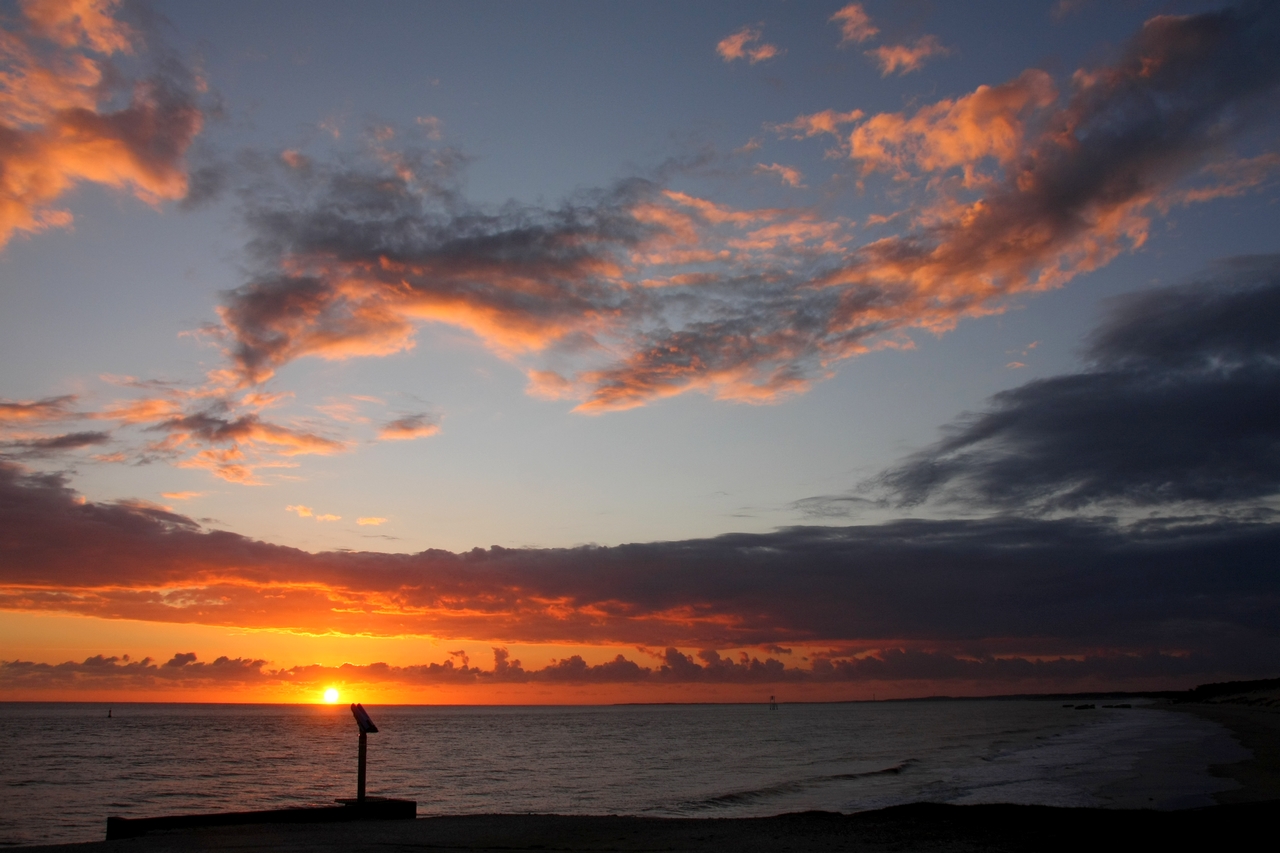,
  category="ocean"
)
[0,700,1248,847]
